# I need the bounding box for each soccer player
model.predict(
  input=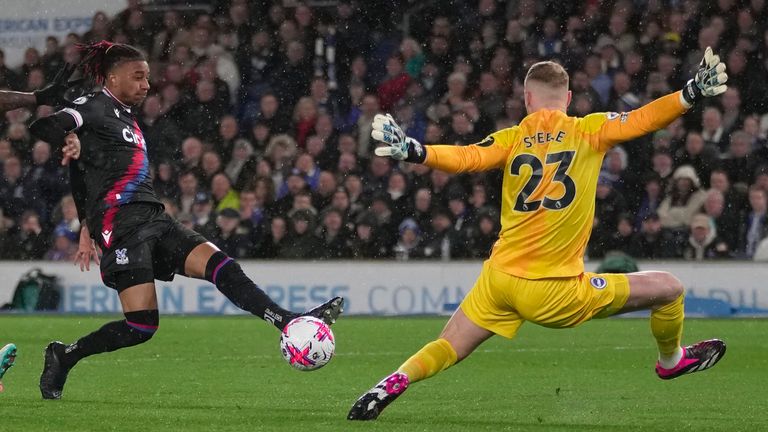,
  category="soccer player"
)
[29,41,344,400]
[348,48,729,420]
[0,65,81,393]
